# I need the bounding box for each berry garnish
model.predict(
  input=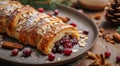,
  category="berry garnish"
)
[104,51,111,58]
[63,43,73,48]
[11,49,19,56]
[38,8,44,13]
[116,55,120,62]
[54,9,59,15]
[64,48,72,56]
[23,47,32,57]
[70,23,77,27]
[83,30,89,35]
[48,53,55,61]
